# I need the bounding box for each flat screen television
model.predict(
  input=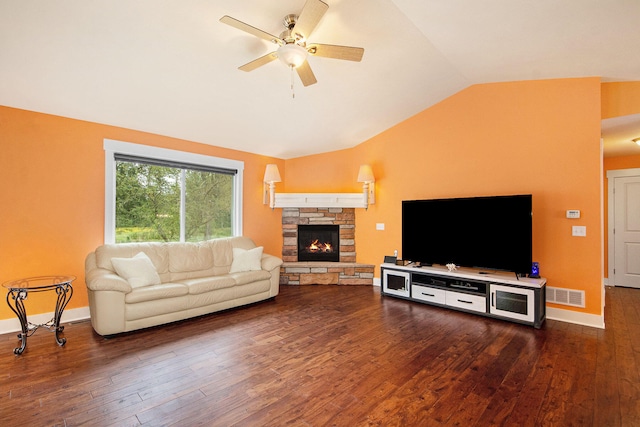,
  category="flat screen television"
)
[402,194,532,276]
